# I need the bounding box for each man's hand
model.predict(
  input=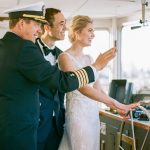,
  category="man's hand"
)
[92,48,116,71]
